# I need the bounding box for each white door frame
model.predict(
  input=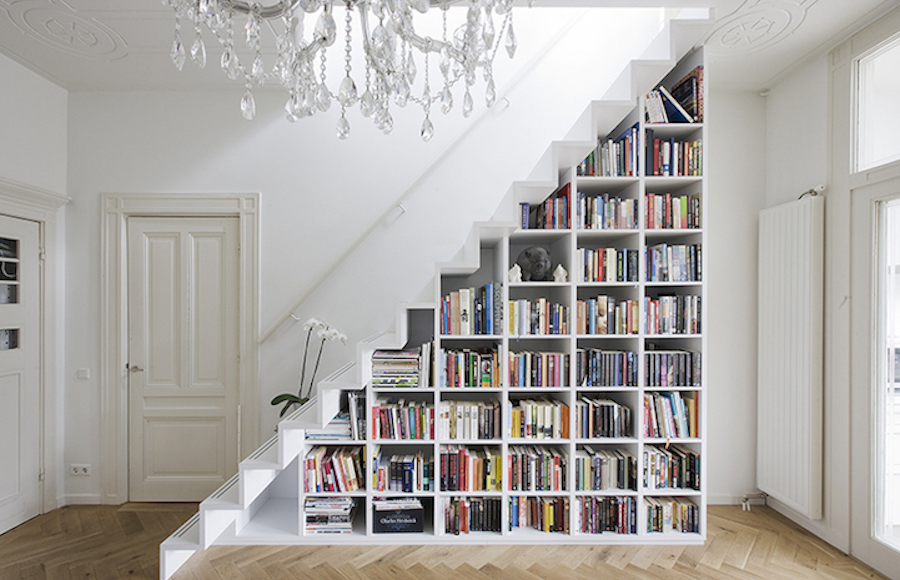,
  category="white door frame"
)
[832,5,900,574]
[850,170,900,573]
[100,193,260,504]
[0,177,68,514]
